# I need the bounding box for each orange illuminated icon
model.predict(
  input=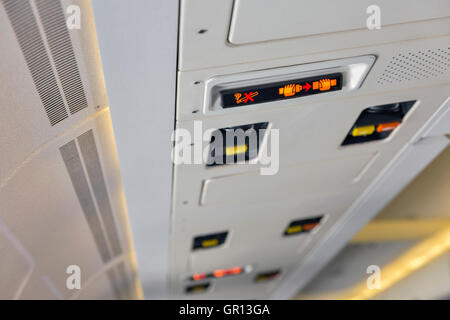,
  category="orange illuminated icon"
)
[313,78,338,91]
[377,121,400,133]
[319,79,331,91]
[278,83,302,97]
[312,81,319,90]
[234,91,259,104]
